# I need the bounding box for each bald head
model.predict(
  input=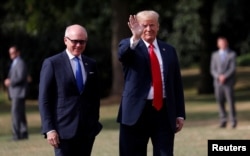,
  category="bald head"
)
[64,24,88,56]
[65,24,88,38]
